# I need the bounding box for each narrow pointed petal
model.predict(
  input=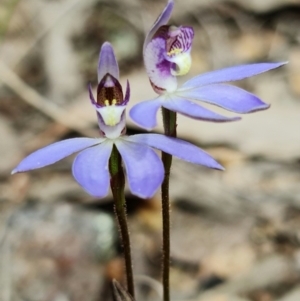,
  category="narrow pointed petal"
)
[12,138,102,174]
[143,0,174,52]
[178,84,269,113]
[124,80,130,105]
[162,96,240,122]
[72,141,113,197]
[182,62,286,89]
[115,139,164,198]
[129,98,163,130]
[98,42,119,82]
[127,134,224,170]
